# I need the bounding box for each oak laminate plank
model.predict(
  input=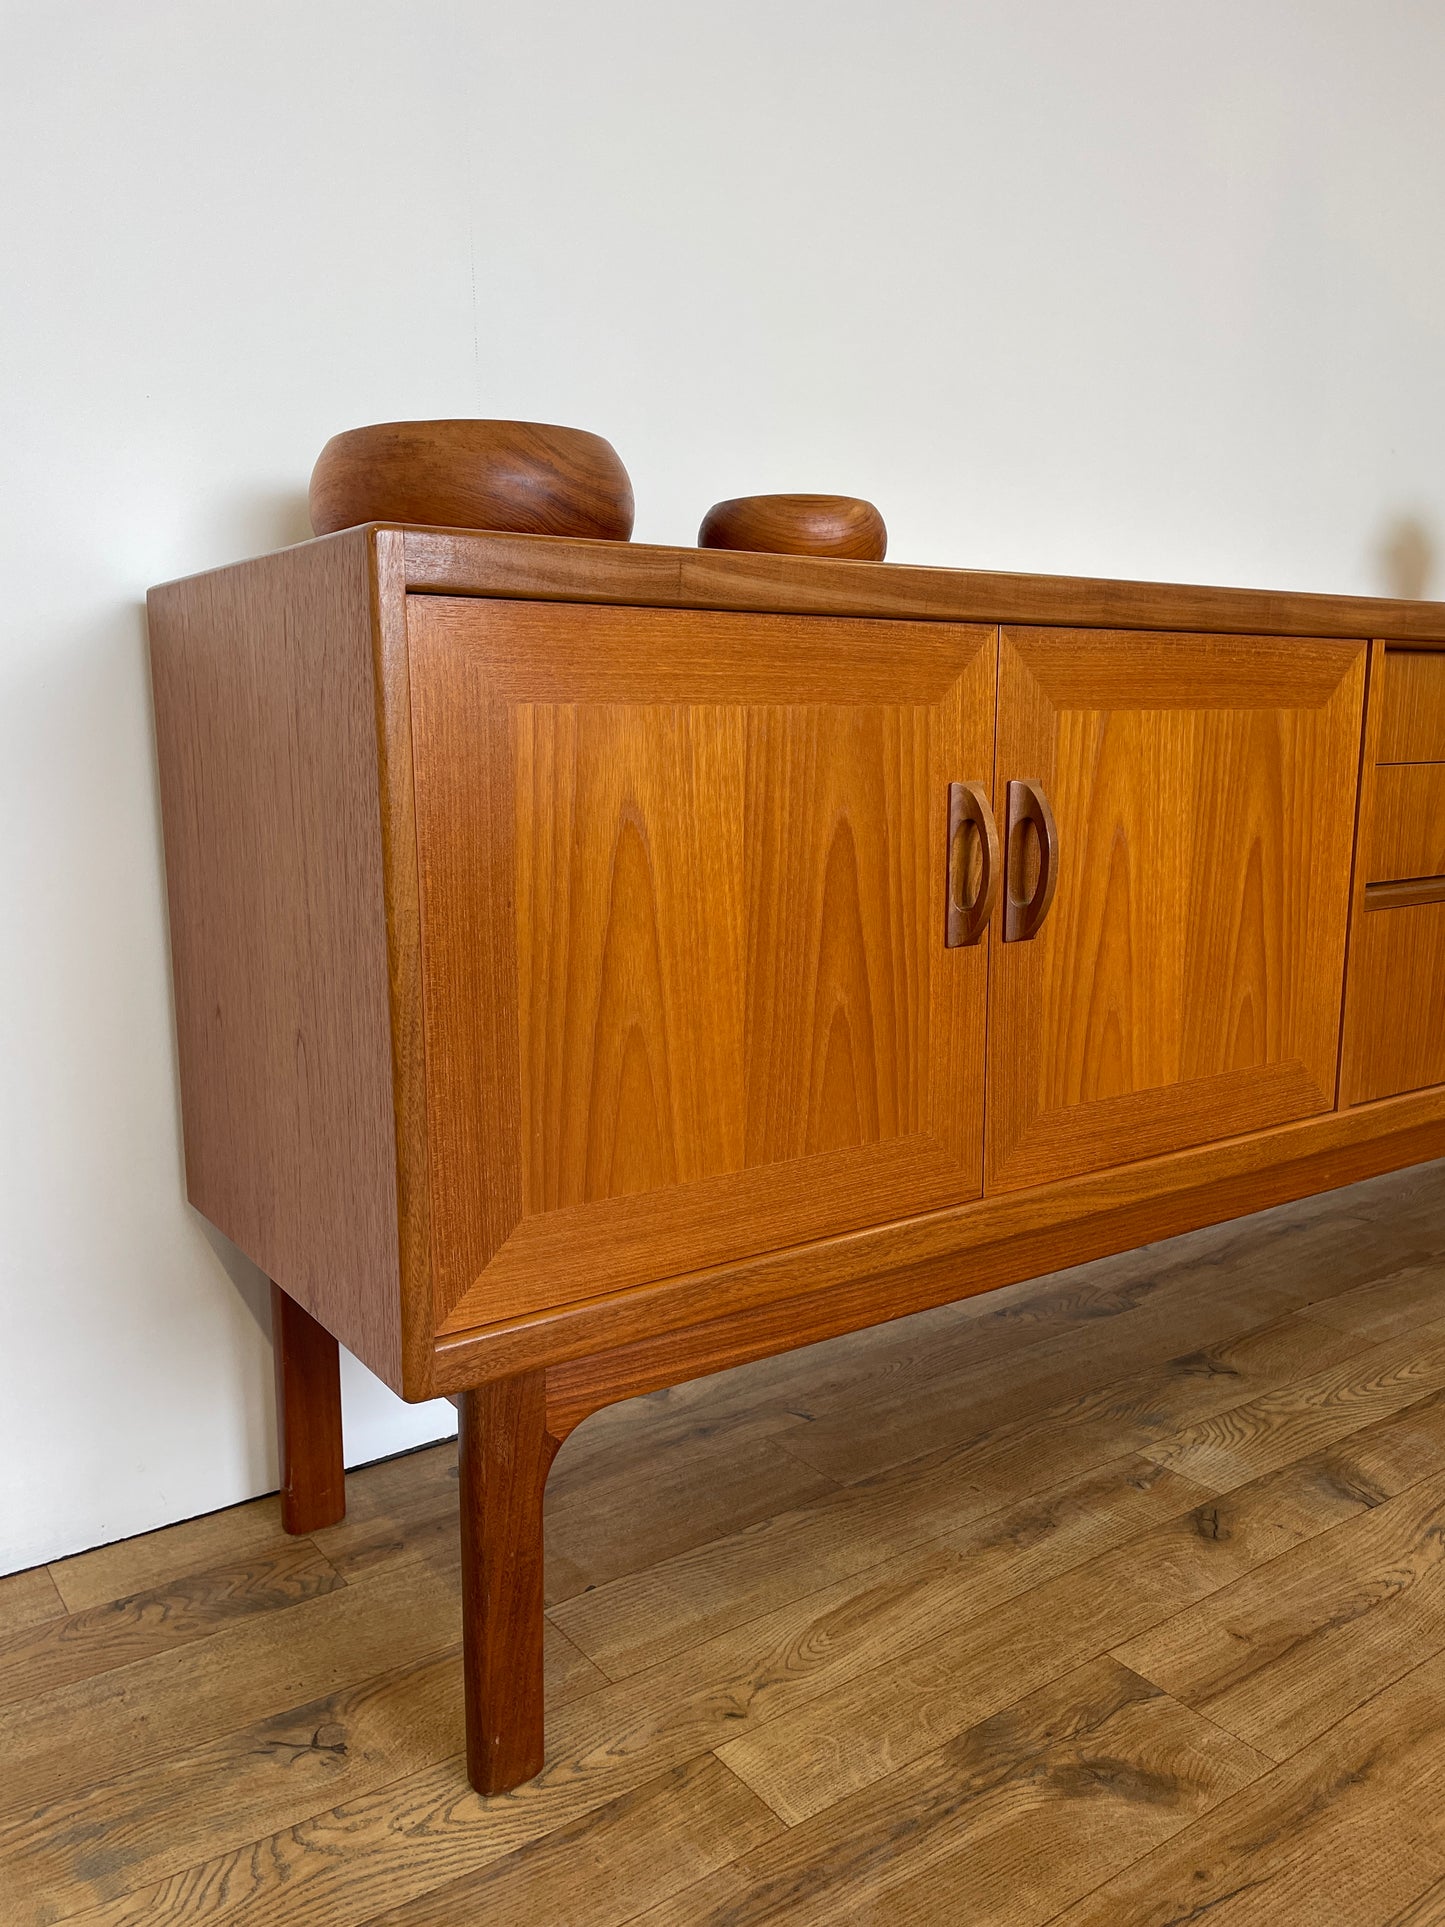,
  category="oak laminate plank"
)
[0,1636,607,1923]
[0,1564,65,1636]
[24,1537,1064,1927]
[30,1447,1435,1927]
[561,1451,1200,1687]
[556,1352,1445,1686]
[544,1415,835,1606]
[4,1458,1240,1927]
[0,1542,344,1708]
[1285,1647,1445,1852]
[775,1298,1366,1486]
[1301,1261,1445,1342]
[1113,1469,1445,1759]
[1048,1697,1445,1926]
[1138,1313,1445,1488]
[551,1445,1193,1683]
[355,1756,780,1927]
[1390,1882,1445,1927]
[0,1551,596,1823]
[49,1499,300,1615]
[711,1420,1439,1827]
[1287,1387,1445,1502]
[634,1659,1267,1927]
